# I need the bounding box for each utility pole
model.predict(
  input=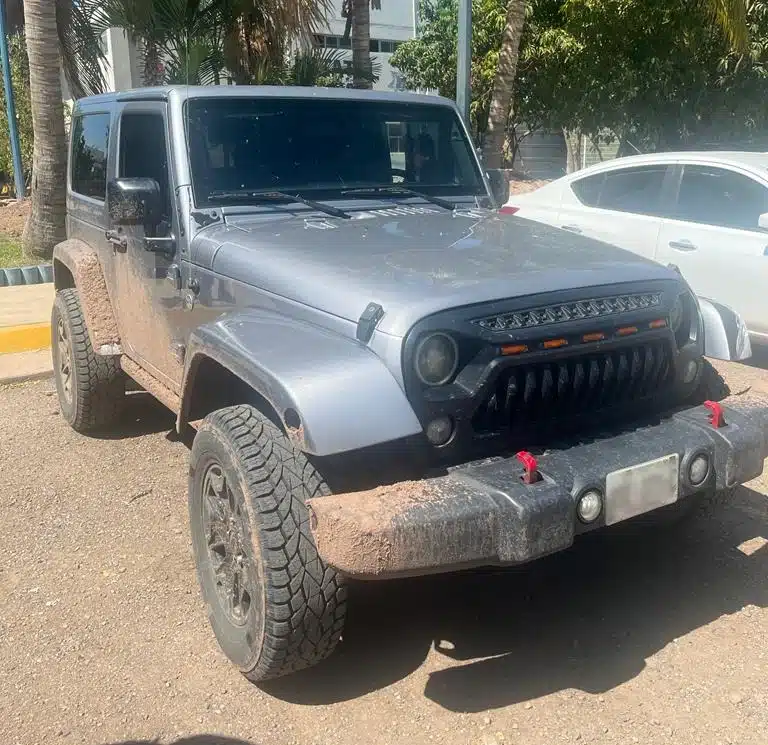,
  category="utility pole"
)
[412,0,419,37]
[456,0,471,125]
[0,0,25,199]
